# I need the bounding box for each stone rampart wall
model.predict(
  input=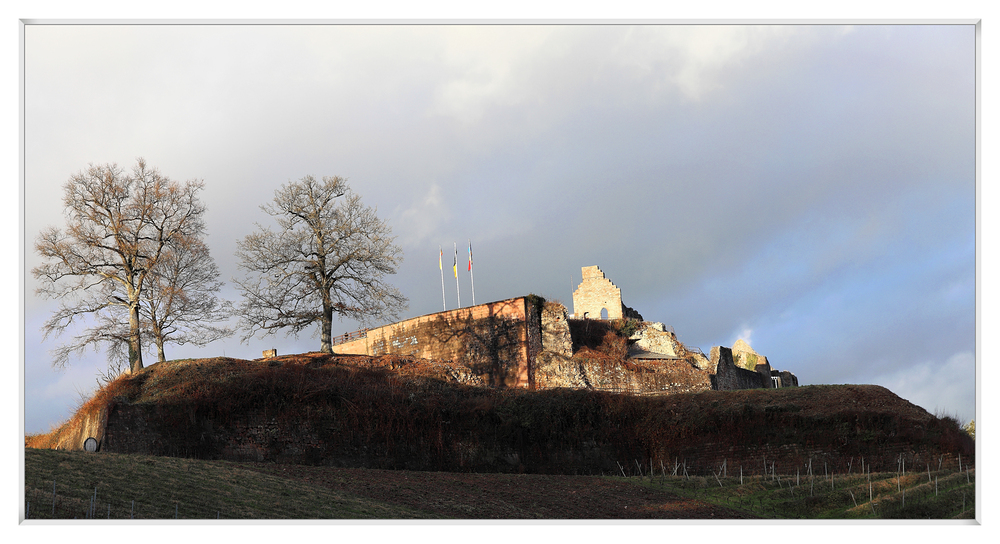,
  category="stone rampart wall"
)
[101,396,956,476]
[336,297,533,387]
